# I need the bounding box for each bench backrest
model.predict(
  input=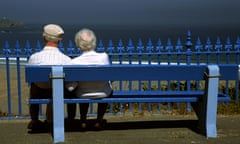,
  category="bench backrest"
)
[25,65,211,83]
[218,64,239,80]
